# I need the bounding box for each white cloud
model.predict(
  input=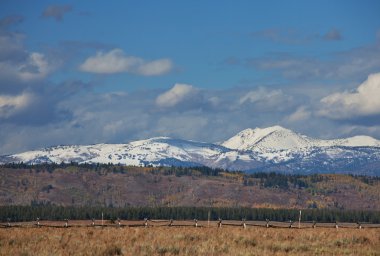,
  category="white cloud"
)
[156,83,199,108]
[0,29,53,83]
[137,59,172,76]
[79,48,173,76]
[0,51,51,82]
[18,52,51,81]
[319,72,380,119]
[239,88,285,104]
[239,87,293,112]
[0,92,33,118]
[287,106,311,122]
